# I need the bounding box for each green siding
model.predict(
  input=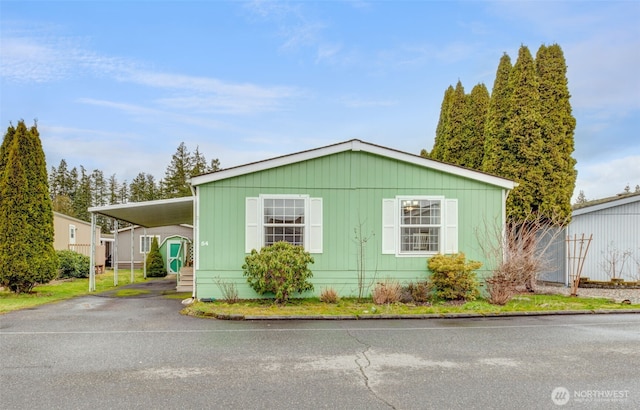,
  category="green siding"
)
[195,151,505,299]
